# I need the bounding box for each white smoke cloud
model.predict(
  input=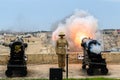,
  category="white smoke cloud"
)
[52,10,99,51]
